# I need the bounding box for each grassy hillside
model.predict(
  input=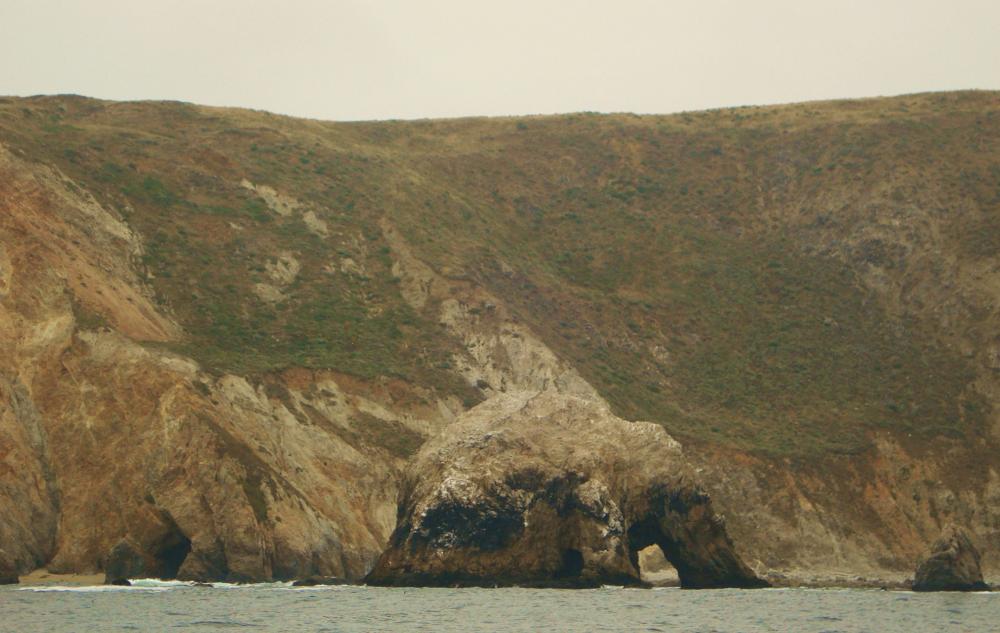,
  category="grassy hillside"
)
[2,91,998,456]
